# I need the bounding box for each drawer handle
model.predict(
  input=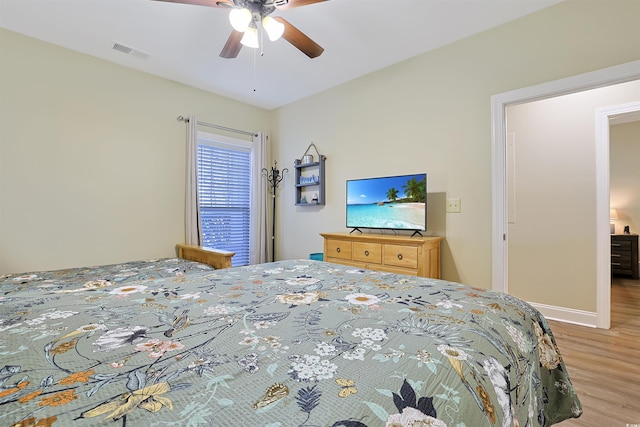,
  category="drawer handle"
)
[397,254,403,260]
[612,243,621,247]
[364,250,370,256]
[612,262,621,266]
[611,254,621,258]
[336,247,341,253]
